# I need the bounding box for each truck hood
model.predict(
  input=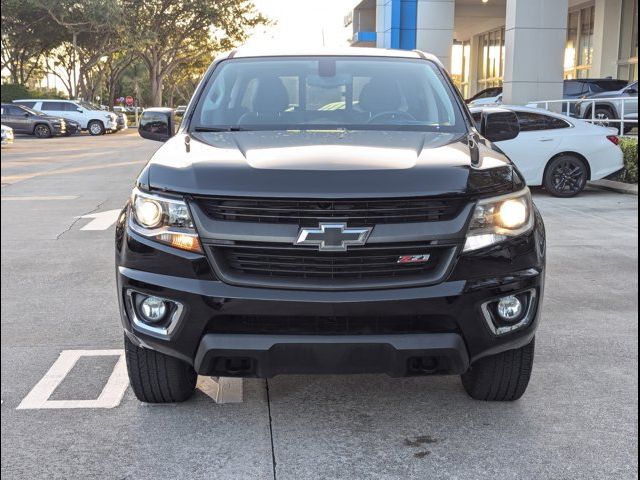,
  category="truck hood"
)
[143,130,517,198]
[587,89,626,99]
